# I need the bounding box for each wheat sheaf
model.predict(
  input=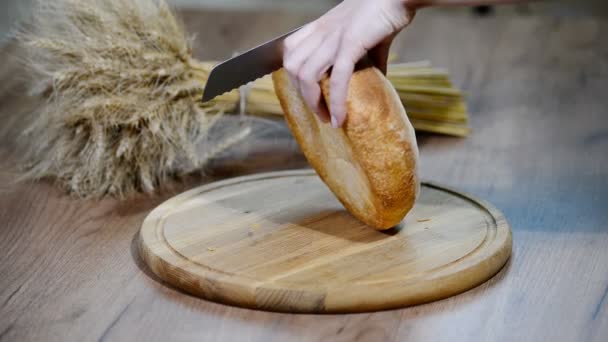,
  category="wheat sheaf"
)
[16,0,247,198]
